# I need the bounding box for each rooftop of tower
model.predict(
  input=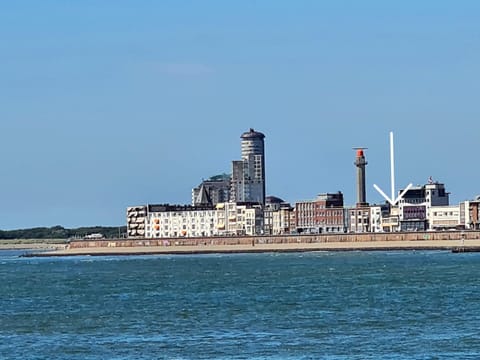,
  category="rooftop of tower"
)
[241,128,265,140]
